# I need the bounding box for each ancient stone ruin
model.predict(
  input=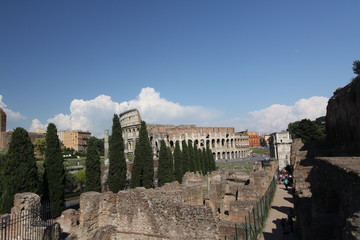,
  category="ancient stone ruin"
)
[292,75,360,240]
[57,162,277,240]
